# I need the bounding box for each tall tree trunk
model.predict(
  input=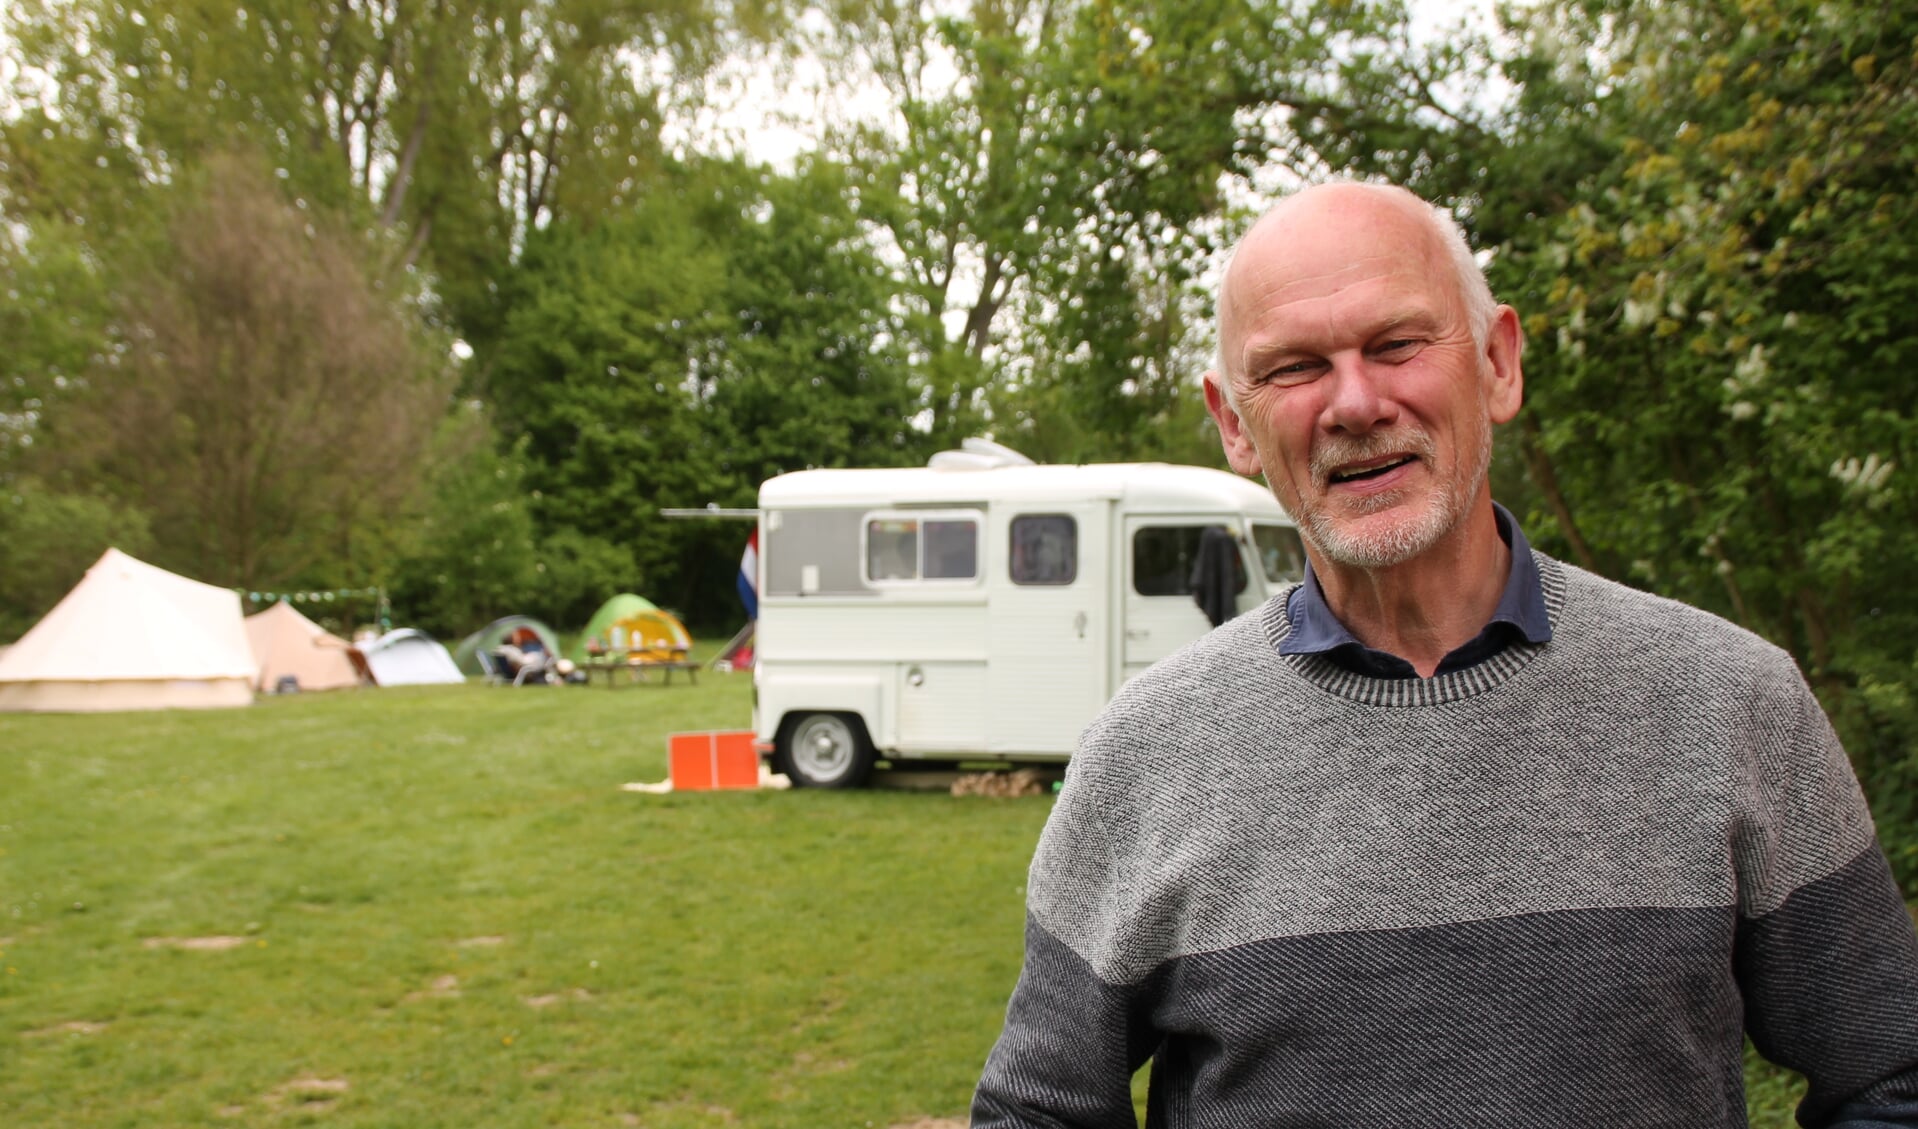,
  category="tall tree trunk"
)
[1664,440,1756,633]
[381,96,431,228]
[962,254,1006,357]
[1516,414,1598,571]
